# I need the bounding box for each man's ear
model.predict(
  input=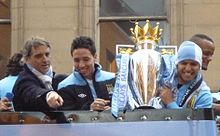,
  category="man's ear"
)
[94,53,99,63]
[94,53,97,59]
